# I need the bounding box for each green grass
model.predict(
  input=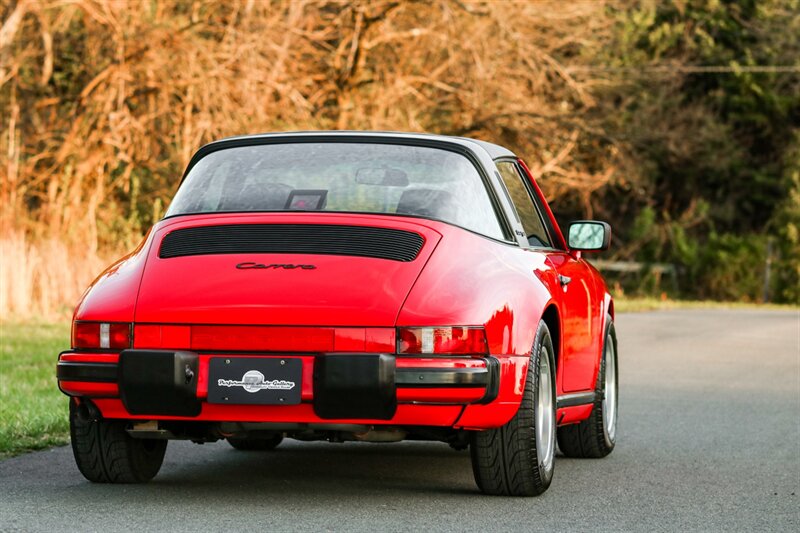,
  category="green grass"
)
[615,297,799,313]
[0,322,71,458]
